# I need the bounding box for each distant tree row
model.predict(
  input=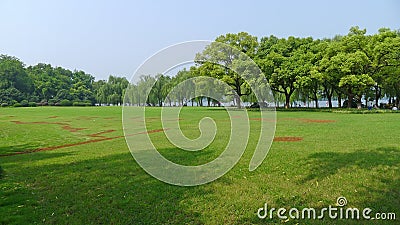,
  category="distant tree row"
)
[2,26,399,108]
[126,26,400,108]
[0,55,128,106]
